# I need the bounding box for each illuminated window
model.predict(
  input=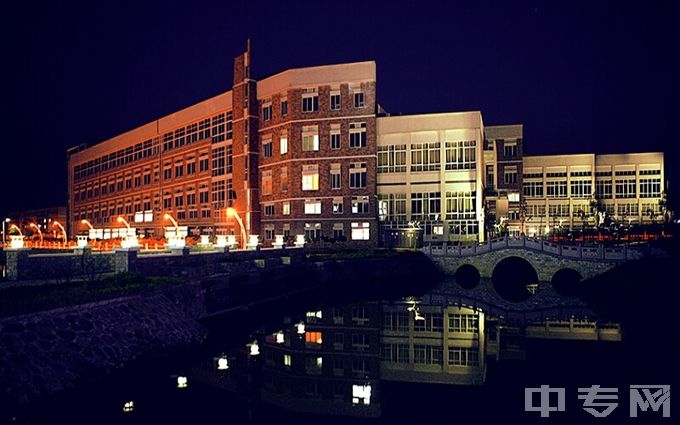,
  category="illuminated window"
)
[377,144,407,173]
[351,196,369,214]
[262,171,272,196]
[503,167,518,184]
[352,384,372,405]
[284,354,291,367]
[302,165,319,191]
[306,310,323,321]
[508,192,520,203]
[445,140,476,170]
[448,314,478,333]
[304,200,321,214]
[281,167,288,192]
[302,126,319,151]
[333,198,343,214]
[280,130,288,155]
[351,222,370,240]
[282,202,290,215]
[448,347,479,366]
[305,331,323,345]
